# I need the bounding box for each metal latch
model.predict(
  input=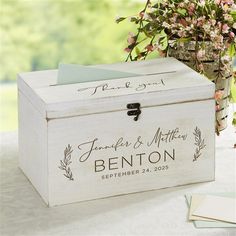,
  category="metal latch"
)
[127,103,141,121]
